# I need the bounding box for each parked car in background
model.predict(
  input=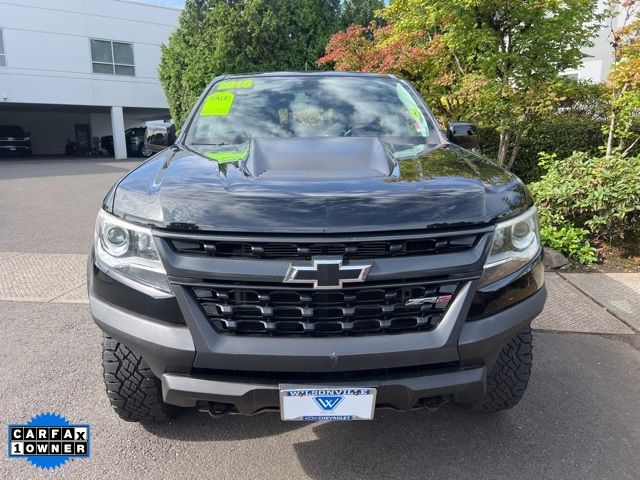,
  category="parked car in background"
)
[100,127,153,157]
[0,125,32,156]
